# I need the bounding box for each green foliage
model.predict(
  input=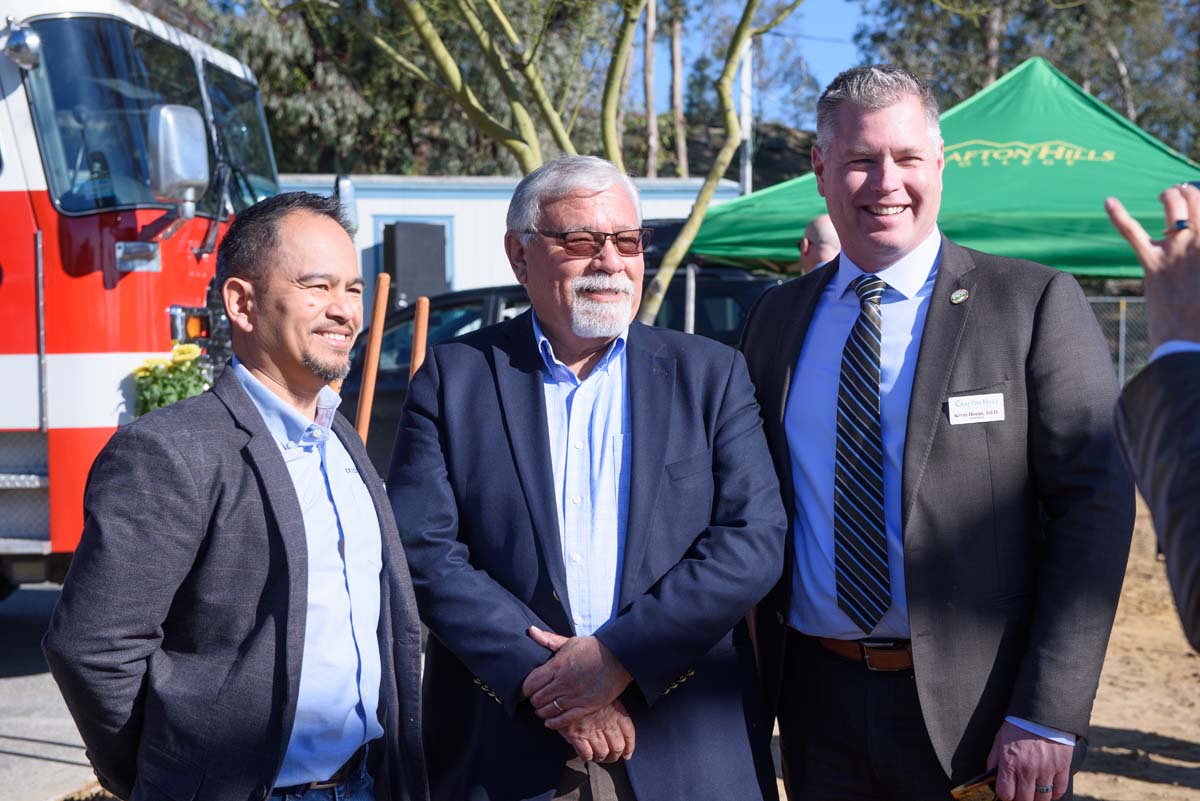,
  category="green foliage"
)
[133,344,211,417]
[854,0,1200,161]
